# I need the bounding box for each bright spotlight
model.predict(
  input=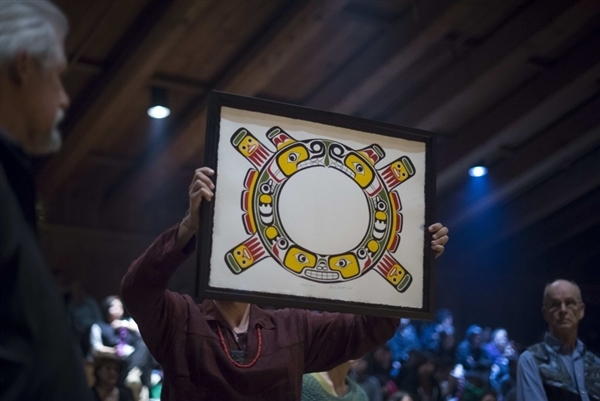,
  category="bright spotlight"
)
[469,166,488,177]
[148,87,170,119]
[147,105,171,119]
